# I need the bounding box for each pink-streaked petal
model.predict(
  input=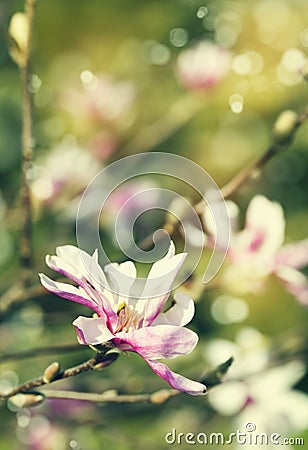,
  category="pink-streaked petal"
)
[39,273,102,315]
[276,266,308,305]
[73,316,114,345]
[114,325,198,360]
[152,292,195,327]
[275,239,308,269]
[245,195,285,255]
[54,245,110,293]
[145,359,206,395]
[46,255,84,285]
